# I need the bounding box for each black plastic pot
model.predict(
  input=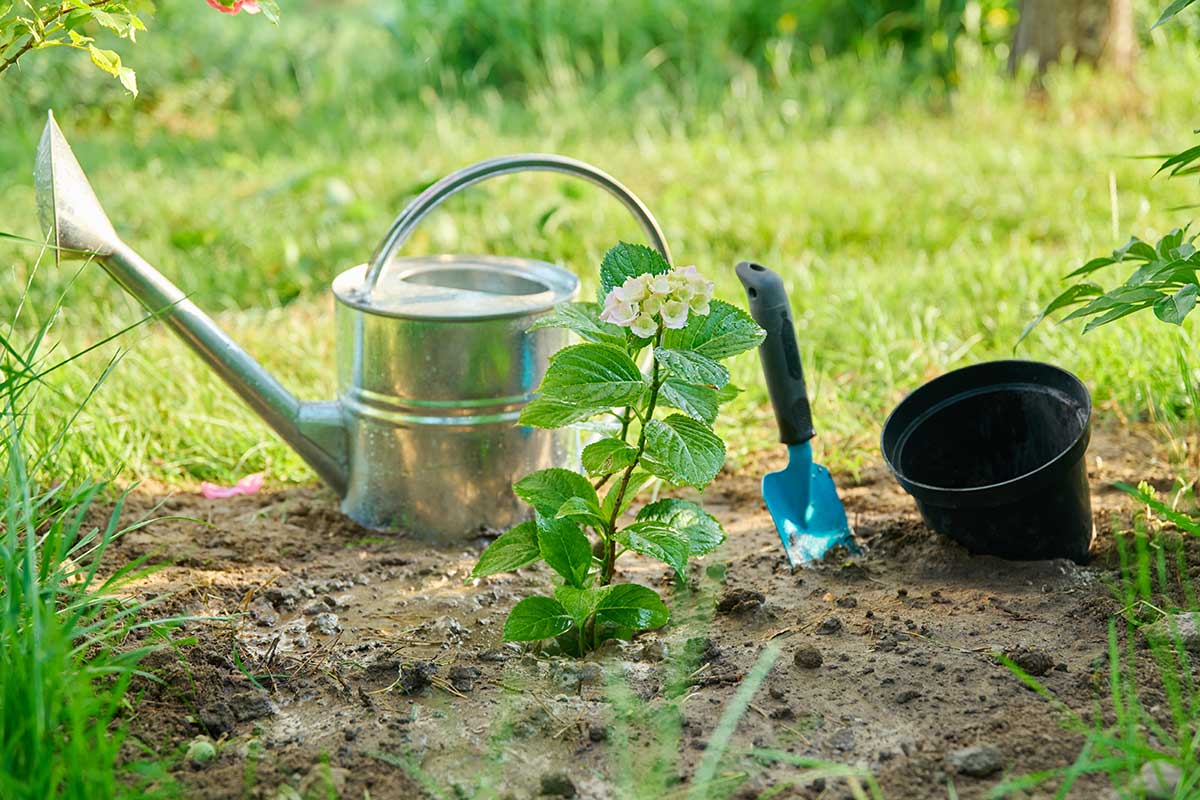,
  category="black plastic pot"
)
[881,360,1093,563]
